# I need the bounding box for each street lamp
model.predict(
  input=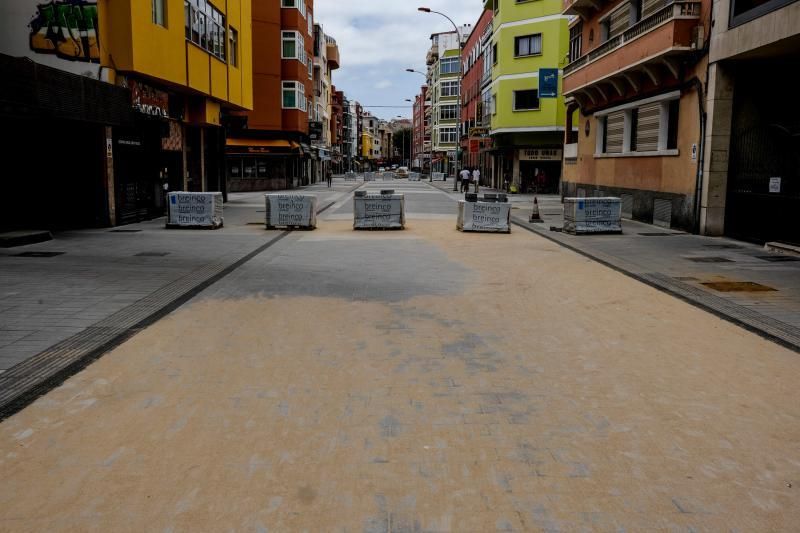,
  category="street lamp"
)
[404,70,433,182]
[418,6,462,191]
